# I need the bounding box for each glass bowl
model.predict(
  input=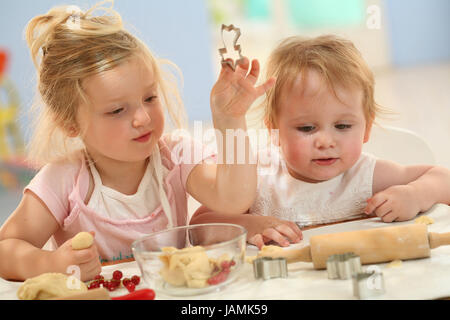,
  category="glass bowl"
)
[131,223,247,296]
